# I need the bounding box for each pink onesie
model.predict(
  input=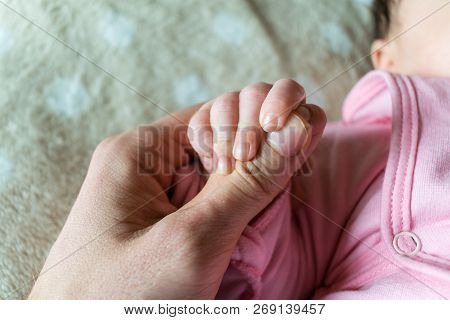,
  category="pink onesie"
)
[171,71,450,299]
